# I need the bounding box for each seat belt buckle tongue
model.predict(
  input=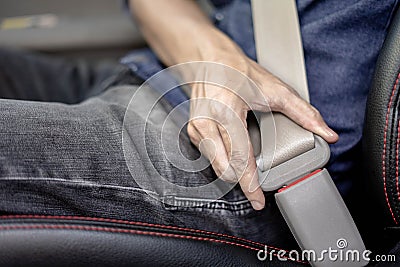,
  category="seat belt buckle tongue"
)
[257,135,331,191]
[275,168,368,267]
